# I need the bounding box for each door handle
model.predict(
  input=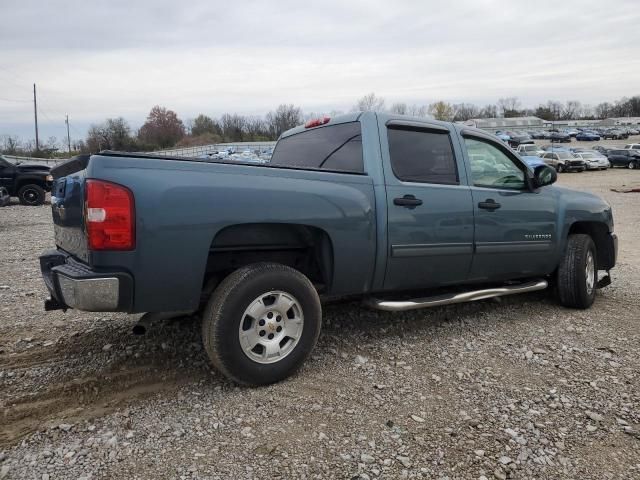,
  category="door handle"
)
[394,195,423,208]
[478,199,501,210]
